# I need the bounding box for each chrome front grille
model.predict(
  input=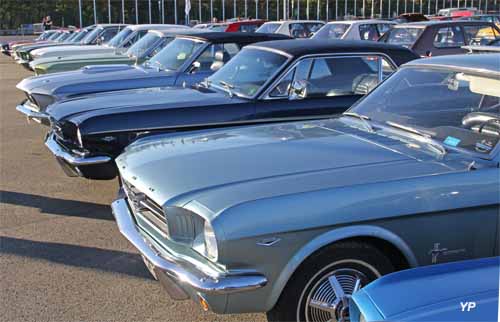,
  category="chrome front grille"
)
[122,179,169,238]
